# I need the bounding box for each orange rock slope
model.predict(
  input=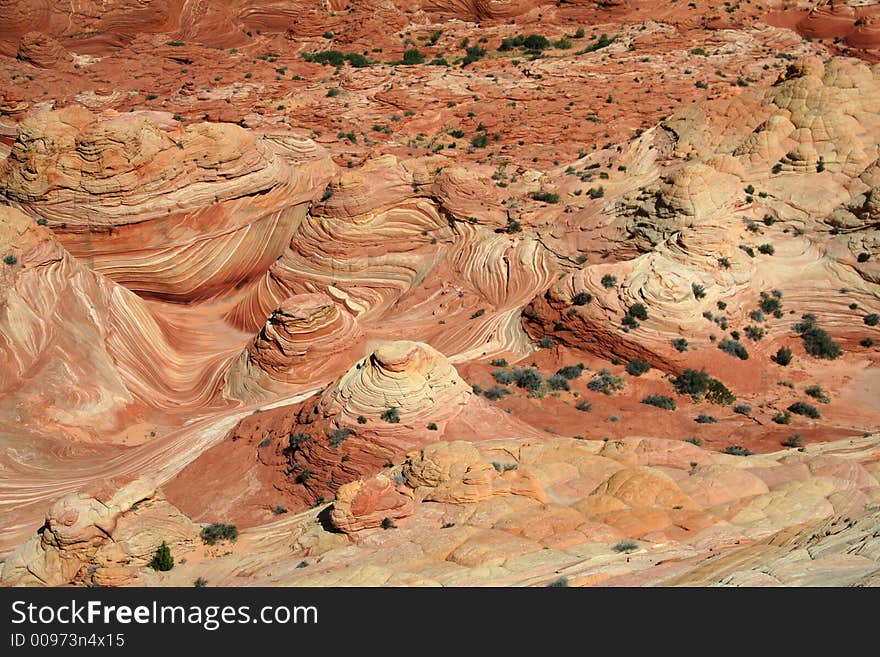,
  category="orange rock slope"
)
[0,0,879,586]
